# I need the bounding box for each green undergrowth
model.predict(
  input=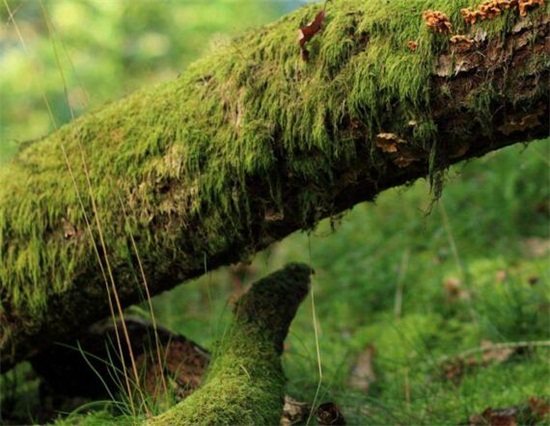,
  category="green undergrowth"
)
[2,0,546,321]
[280,141,549,424]
[1,132,547,426]
[149,141,549,425]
